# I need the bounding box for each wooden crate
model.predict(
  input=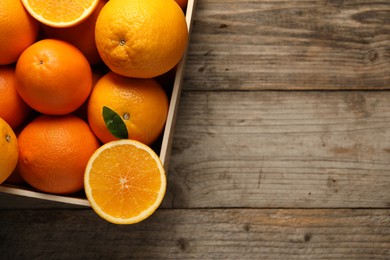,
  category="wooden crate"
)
[0,0,197,207]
